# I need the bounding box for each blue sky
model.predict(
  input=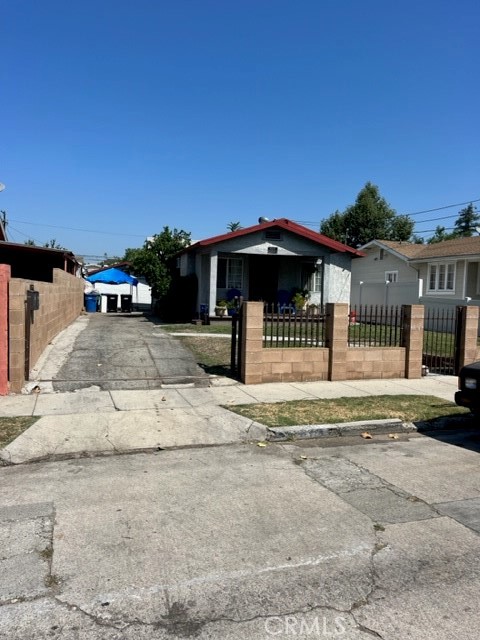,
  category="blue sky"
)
[1,0,479,259]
